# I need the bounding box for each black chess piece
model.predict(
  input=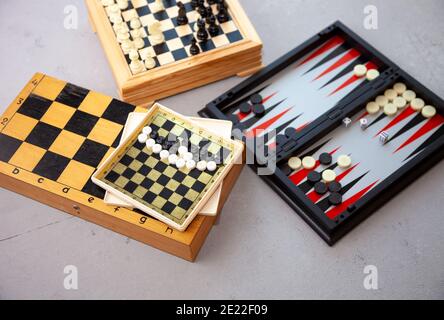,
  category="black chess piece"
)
[176,2,188,25]
[190,37,201,55]
[197,1,207,17]
[207,0,216,4]
[216,5,229,23]
[191,0,199,9]
[217,0,228,10]
[196,19,208,41]
[208,15,220,37]
[205,6,214,24]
